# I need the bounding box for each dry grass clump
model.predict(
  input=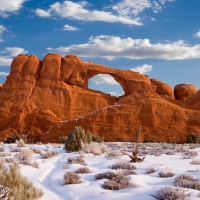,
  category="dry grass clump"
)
[174,174,200,190]
[103,173,137,190]
[10,147,22,152]
[0,160,43,199]
[76,167,90,174]
[16,138,26,147]
[158,171,175,178]
[190,159,200,165]
[63,172,82,184]
[0,152,11,157]
[174,145,189,153]
[41,151,59,159]
[0,147,4,152]
[110,161,136,170]
[31,148,42,154]
[67,156,87,166]
[95,171,116,180]
[182,151,198,159]
[145,166,156,174]
[106,150,122,159]
[151,186,190,200]
[62,164,70,169]
[81,142,108,155]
